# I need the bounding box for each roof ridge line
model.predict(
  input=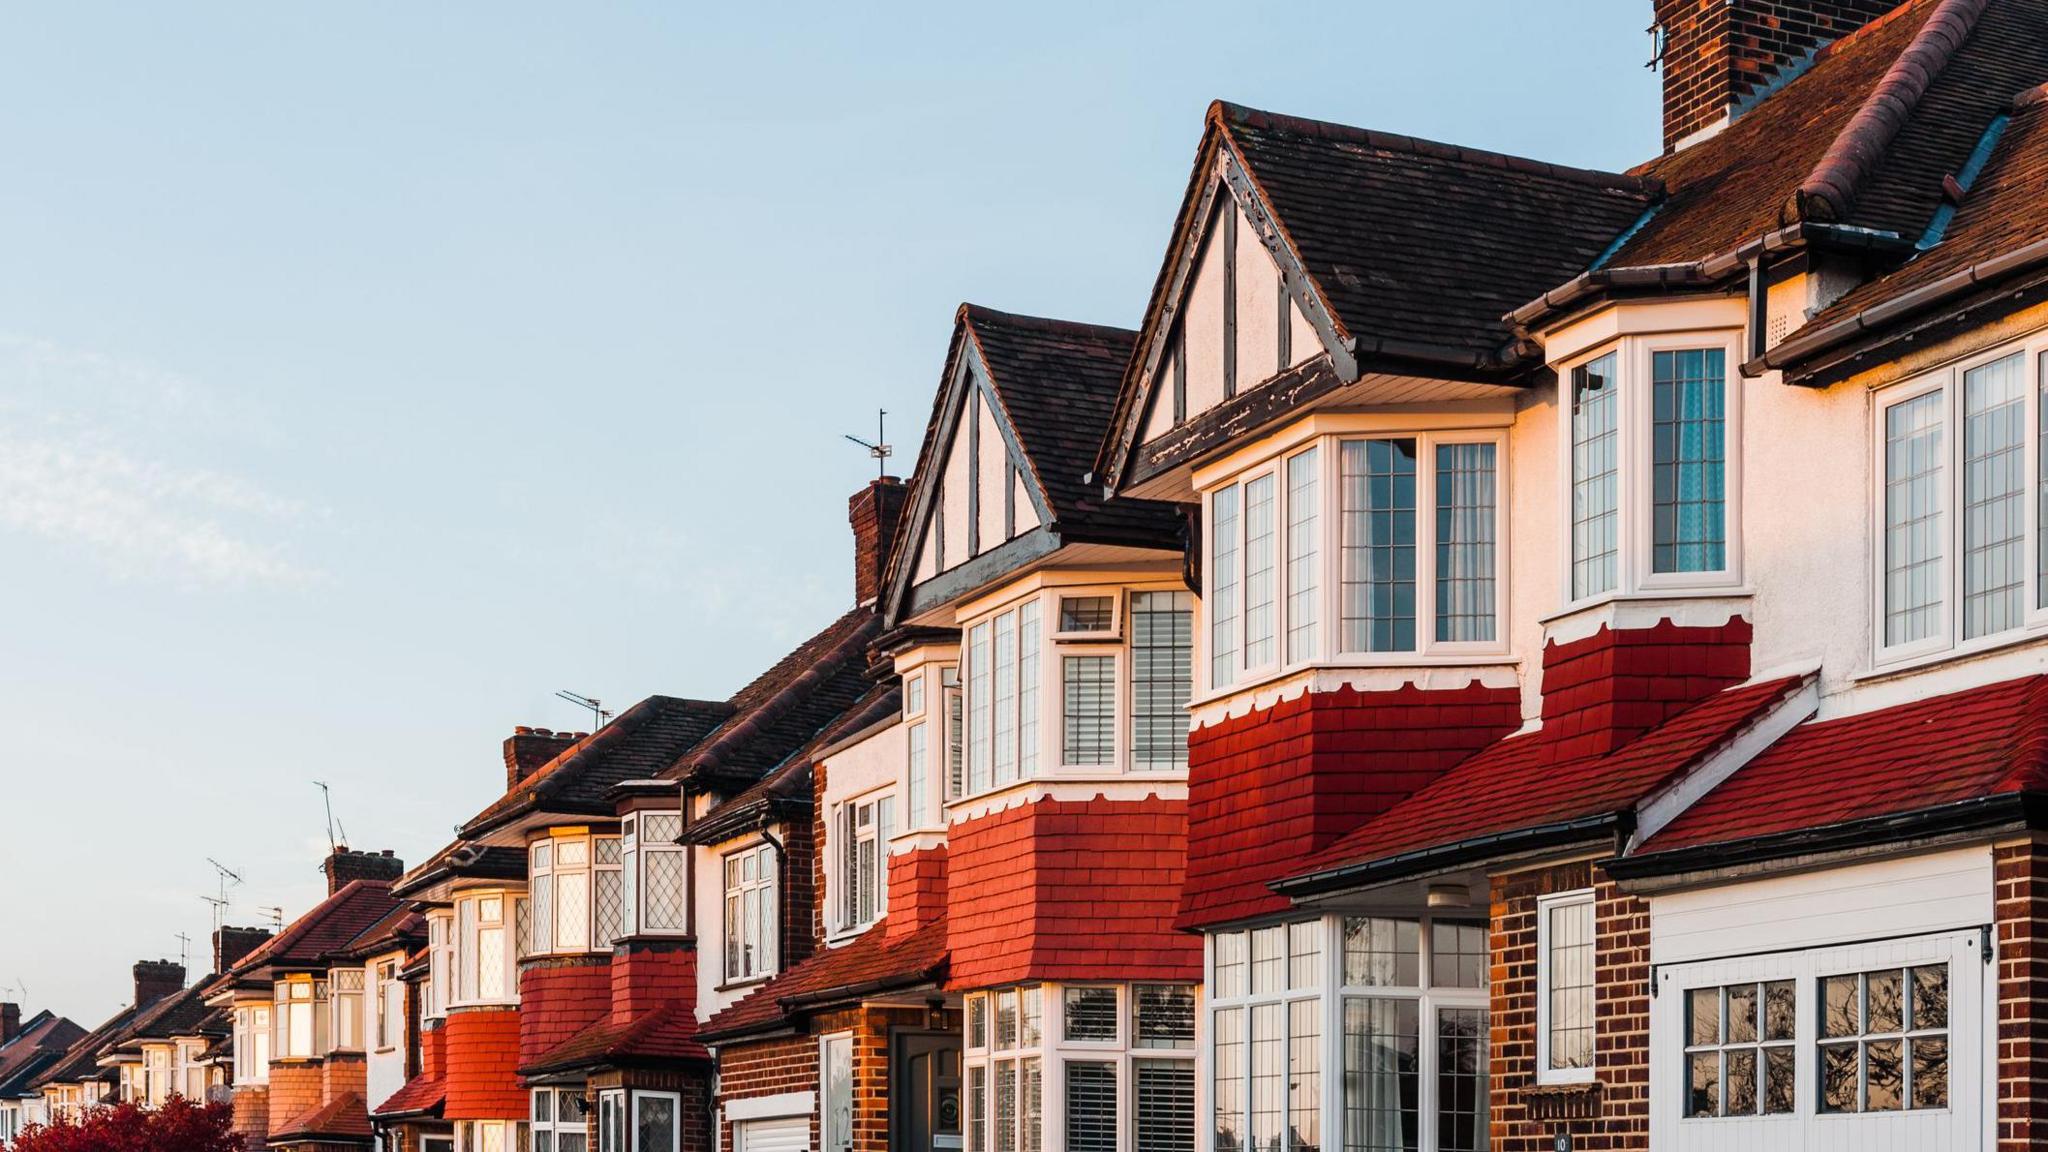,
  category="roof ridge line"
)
[957,302,1135,341]
[1783,0,1991,225]
[1207,99,1660,197]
